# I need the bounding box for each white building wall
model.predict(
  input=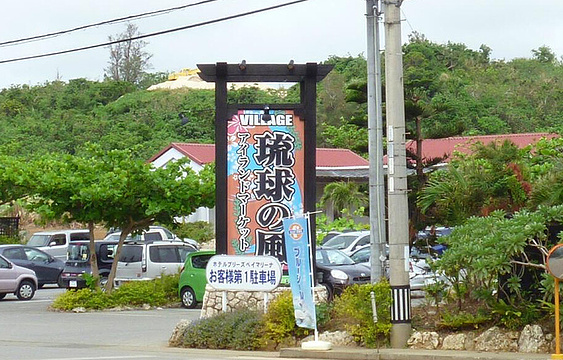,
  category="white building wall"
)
[152,149,214,226]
